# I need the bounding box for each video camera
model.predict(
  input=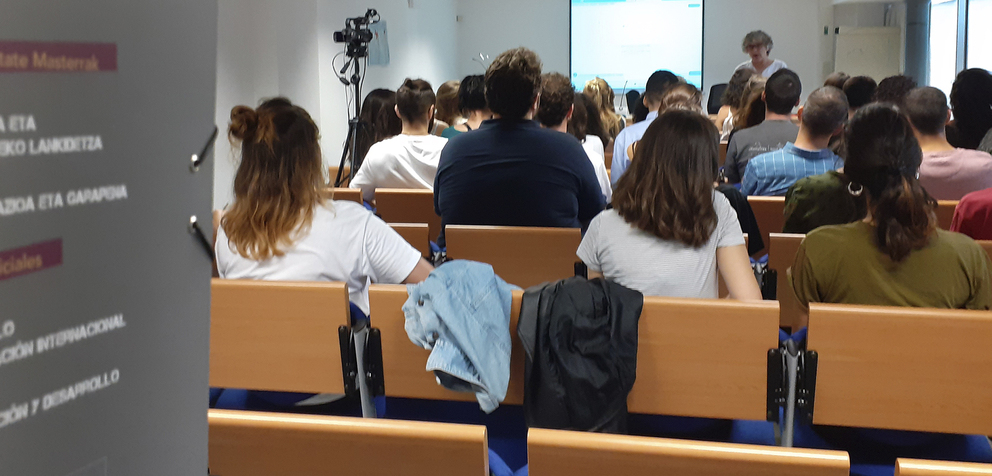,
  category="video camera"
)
[333,8,379,58]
